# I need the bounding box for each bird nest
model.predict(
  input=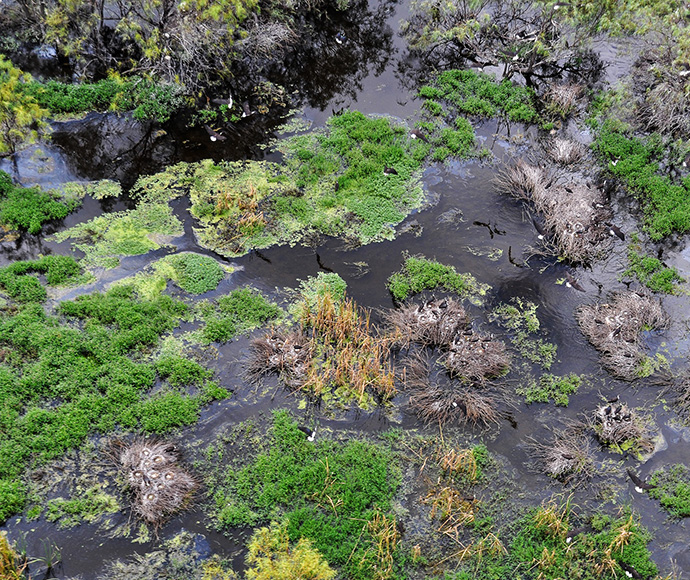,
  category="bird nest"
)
[494,160,613,263]
[383,298,469,348]
[529,425,595,488]
[576,291,667,380]
[591,401,653,454]
[245,329,313,389]
[118,440,197,525]
[439,331,510,384]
